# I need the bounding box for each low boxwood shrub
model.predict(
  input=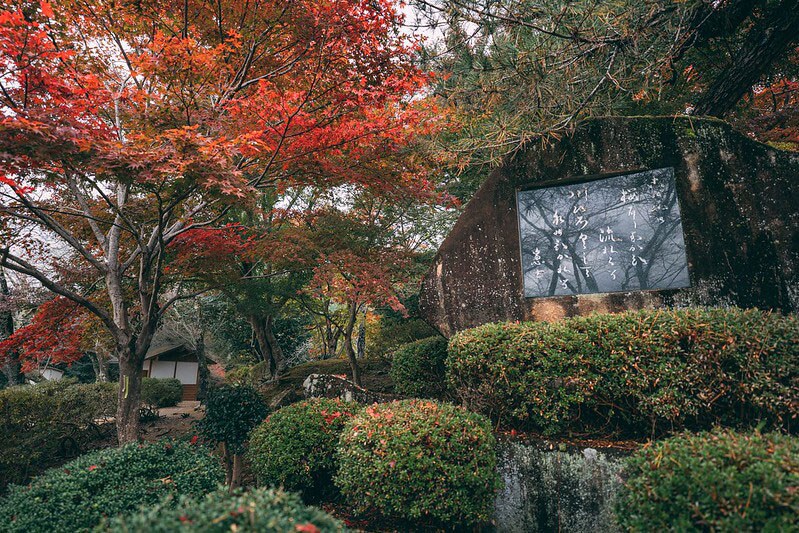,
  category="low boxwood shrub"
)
[0,440,223,532]
[140,377,183,408]
[0,380,117,490]
[103,487,345,532]
[335,399,501,527]
[615,429,799,531]
[447,307,799,436]
[248,398,360,500]
[390,336,449,398]
[196,383,267,487]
